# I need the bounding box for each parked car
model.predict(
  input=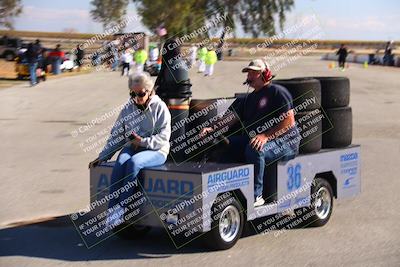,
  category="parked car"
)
[0,36,23,61]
